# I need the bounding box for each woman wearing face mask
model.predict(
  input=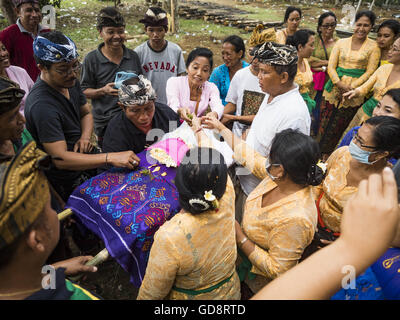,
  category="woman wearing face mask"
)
[276,6,302,45]
[286,29,316,113]
[341,36,400,132]
[313,116,400,246]
[376,19,400,65]
[166,47,224,123]
[203,115,325,295]
[316,10,381,156]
